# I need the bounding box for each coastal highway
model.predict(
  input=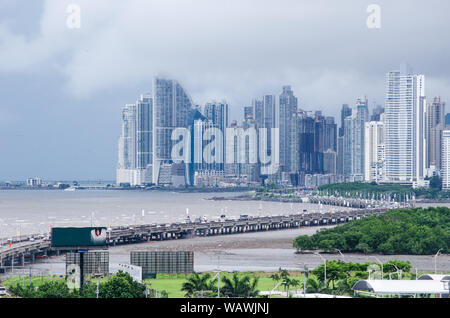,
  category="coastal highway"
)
[0,207,387,268]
